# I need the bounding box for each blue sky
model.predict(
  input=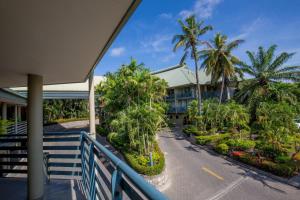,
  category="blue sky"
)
[95,0,300,75]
